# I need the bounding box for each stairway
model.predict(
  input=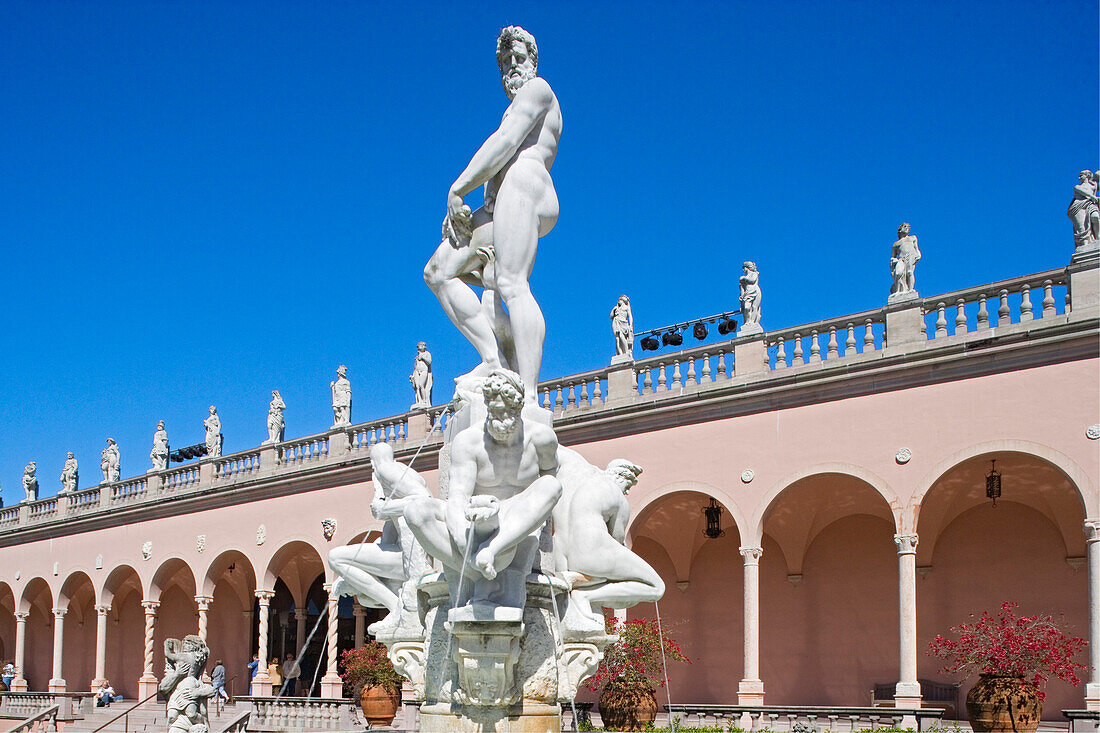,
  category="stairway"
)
[63,701,240,733]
